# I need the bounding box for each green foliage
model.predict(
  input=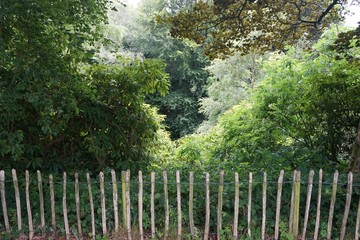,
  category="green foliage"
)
[145,43,210,139]
[159,26,360,177]
[278,221,295,240]
[161,0,349,59]
[199,53,266,130]
[1,1,359,237]
[0,0,171,173]
[252,27,360,167]
[158,126,223,174]
[113,0,210,139]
